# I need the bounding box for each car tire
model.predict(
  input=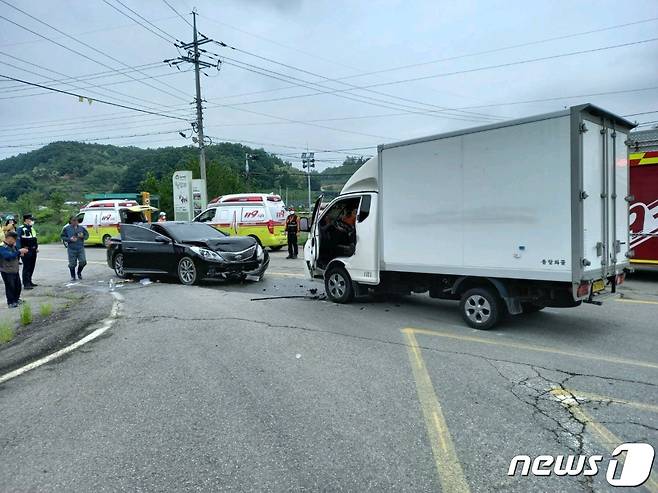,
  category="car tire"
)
[177,256,198,285]
[459,287,502,330]
[522,302,545,314]
[270,245,284,251]
[325,265,354,304]
[102,234,112,247]
[113,253,126,278]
